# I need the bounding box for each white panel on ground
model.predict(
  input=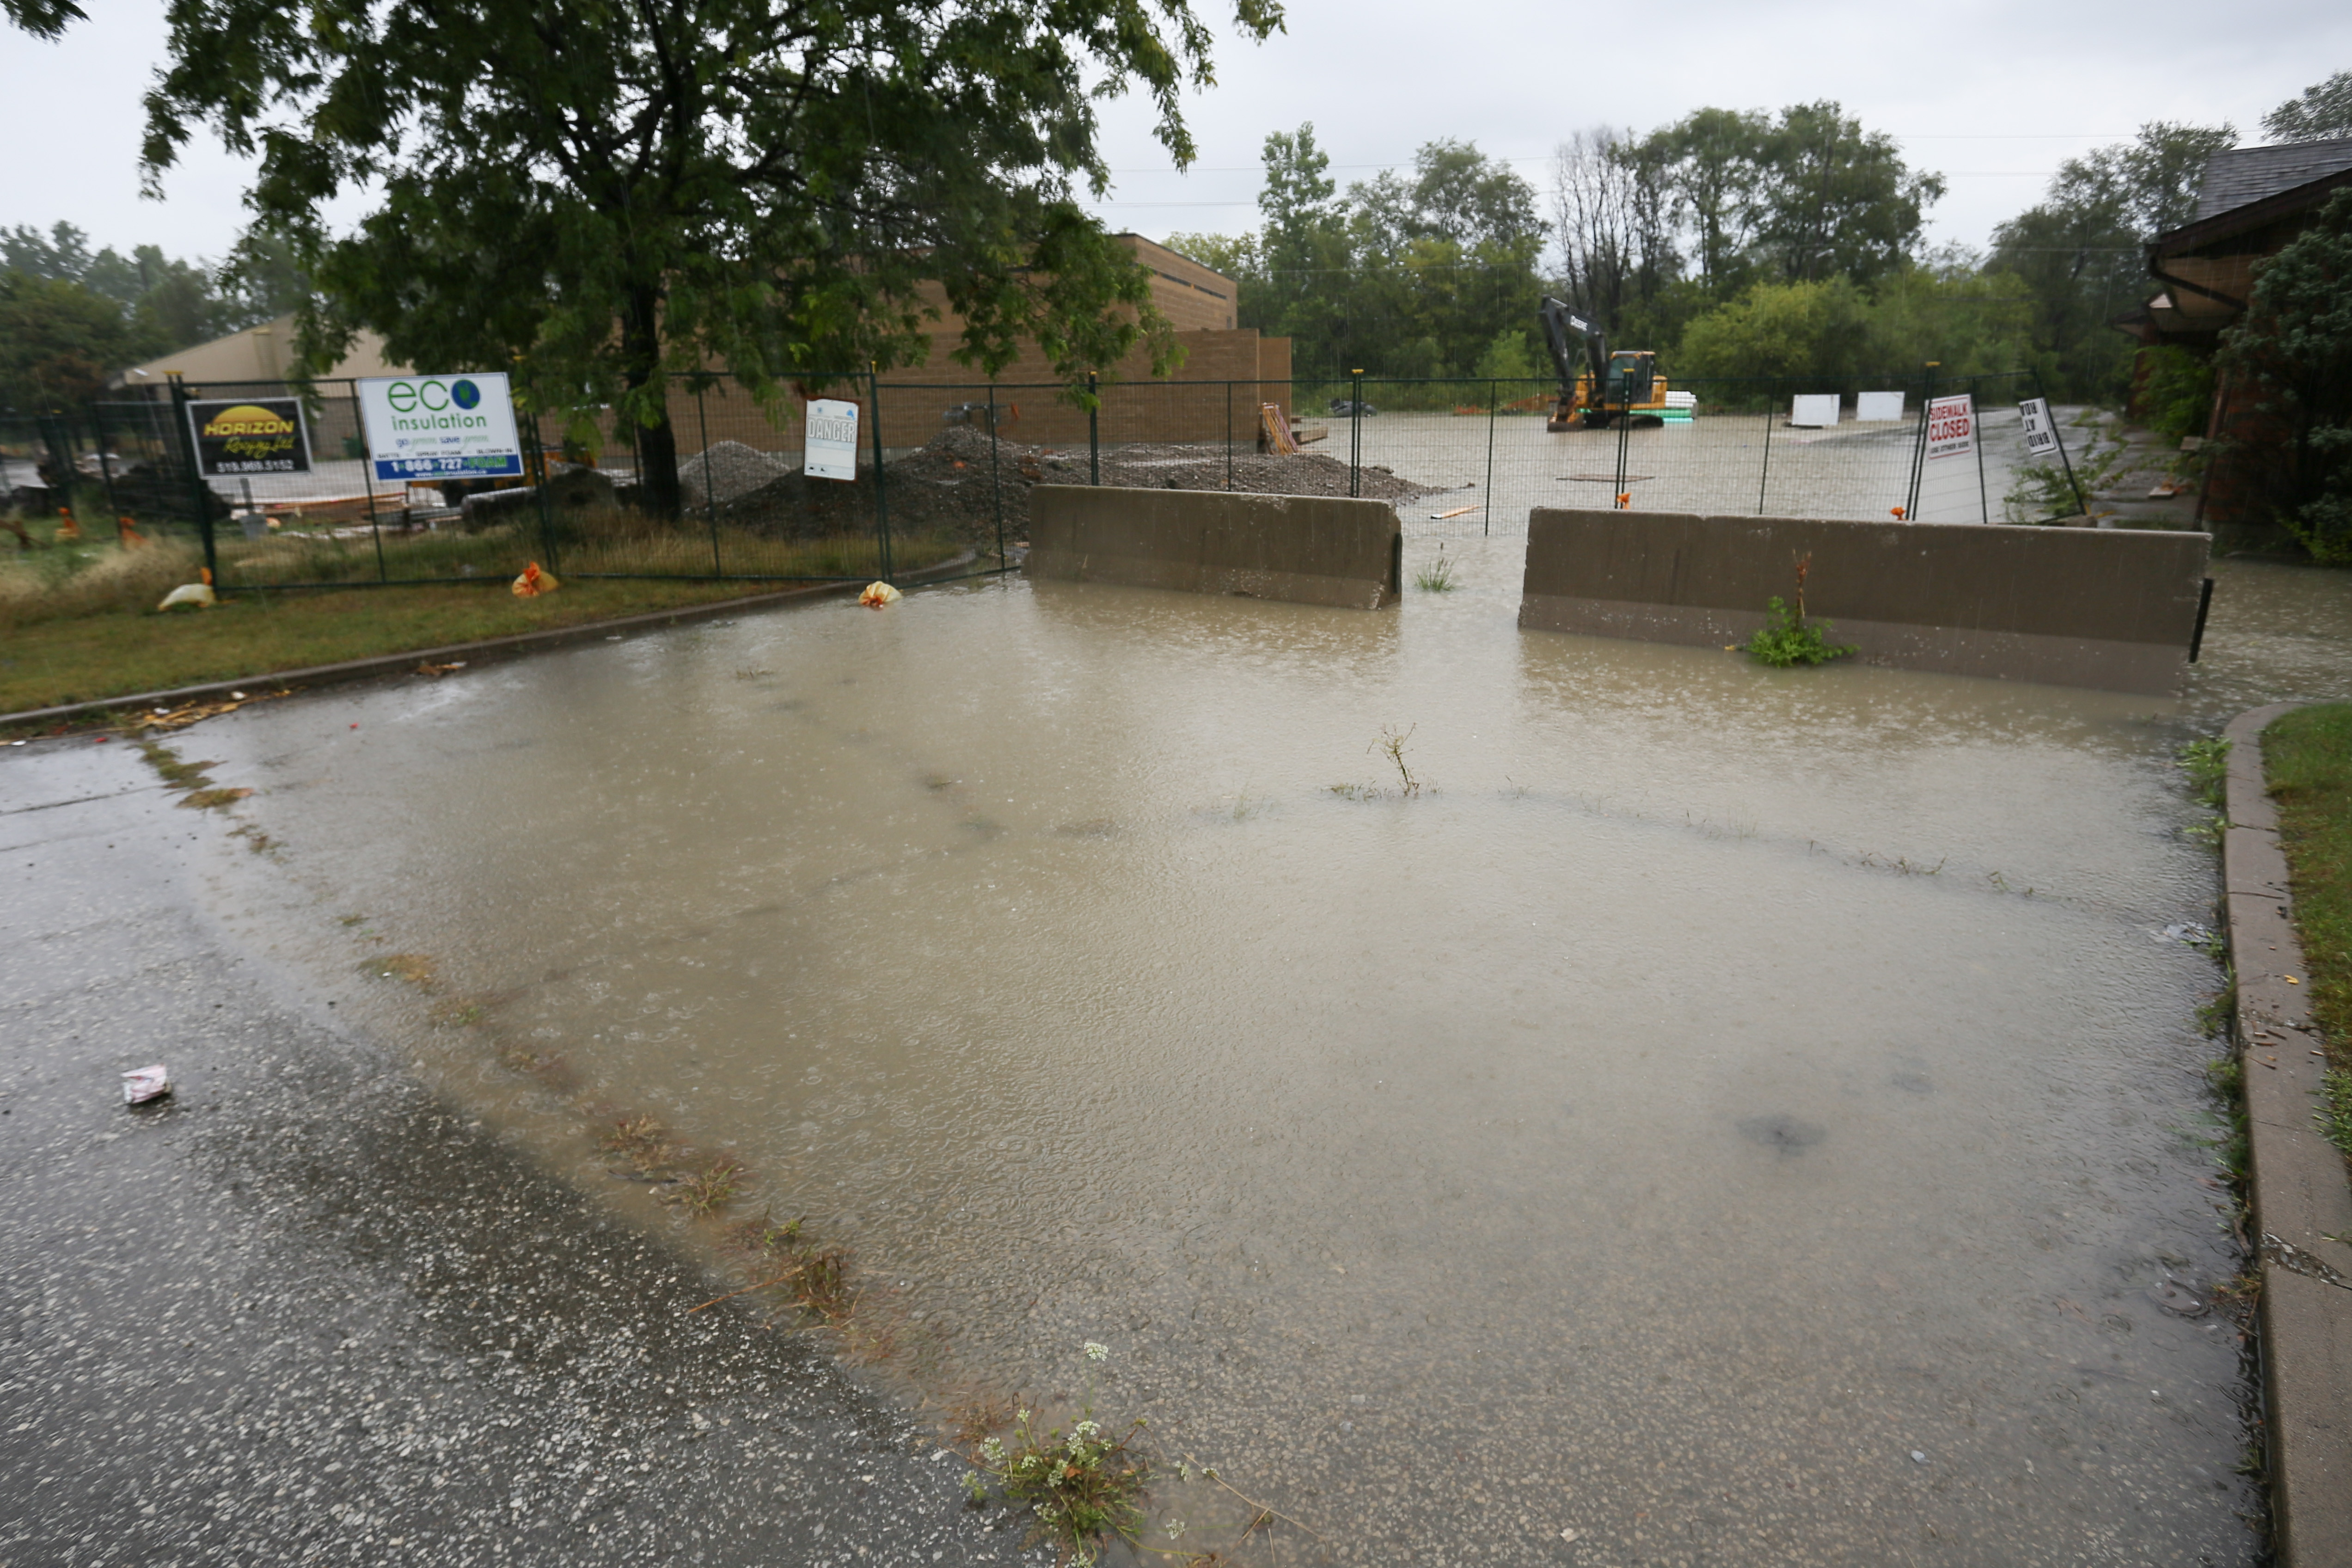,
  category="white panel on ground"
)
[1790,394,1839,429]
[1856,392,1905,422]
